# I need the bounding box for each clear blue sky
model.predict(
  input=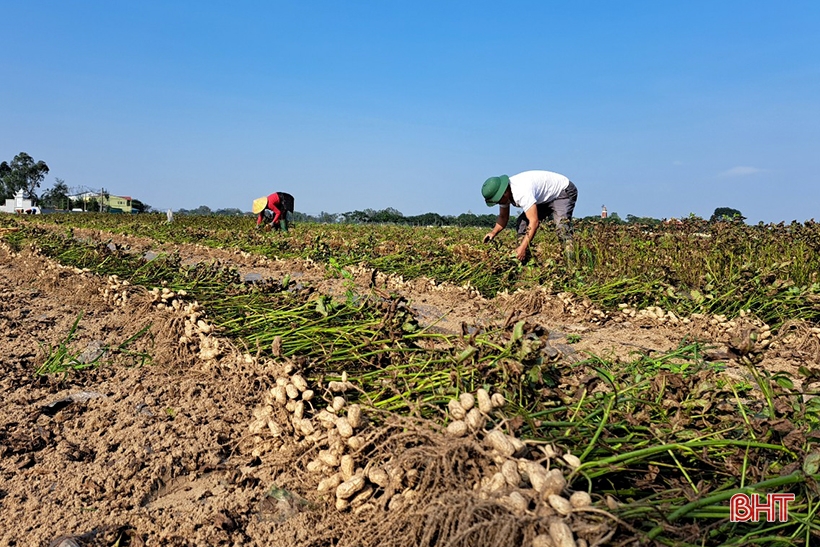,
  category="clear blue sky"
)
[2,1,819,222]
